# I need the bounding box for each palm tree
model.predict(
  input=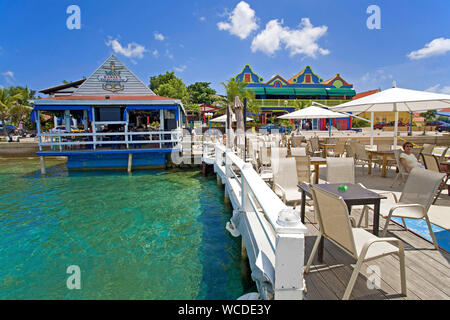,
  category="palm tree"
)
[212,78,260,116]
[420,110,436,135]
[0,88,22,137]
[8,86,34,127]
